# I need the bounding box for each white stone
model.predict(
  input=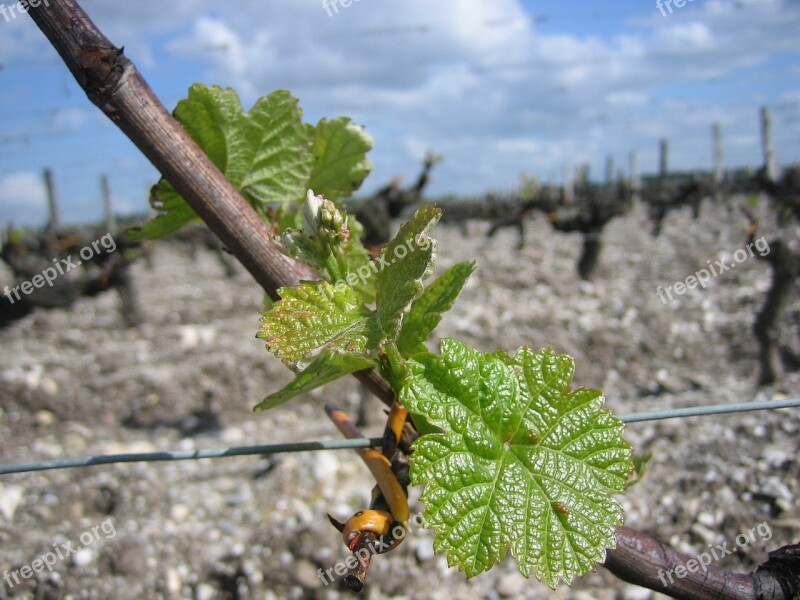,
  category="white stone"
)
[760,477,793,501]
[621,585,653,600]
[170,504,190,522]
[293,559,322,588]
[697,511,717,527]
[166,568,182,594]
[196,583,216,600]
[72,548,94,567]
[0,484,24,521]
[411,535,435,561]
[496,571,526,597]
